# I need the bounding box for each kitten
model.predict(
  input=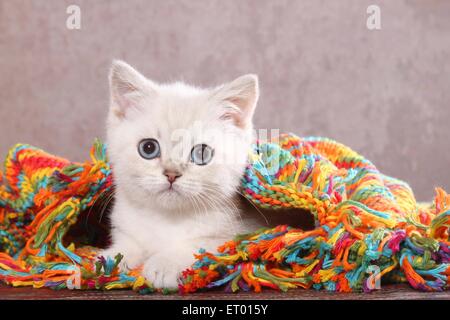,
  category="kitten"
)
[100,60,263,288]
